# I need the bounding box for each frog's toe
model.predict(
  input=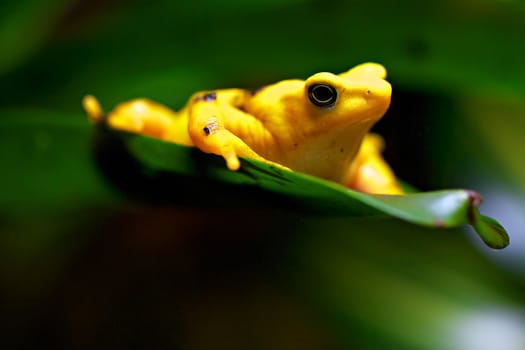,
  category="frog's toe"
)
[83,95,104,123]
[224,151,240,171]
[207,134,241,170]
